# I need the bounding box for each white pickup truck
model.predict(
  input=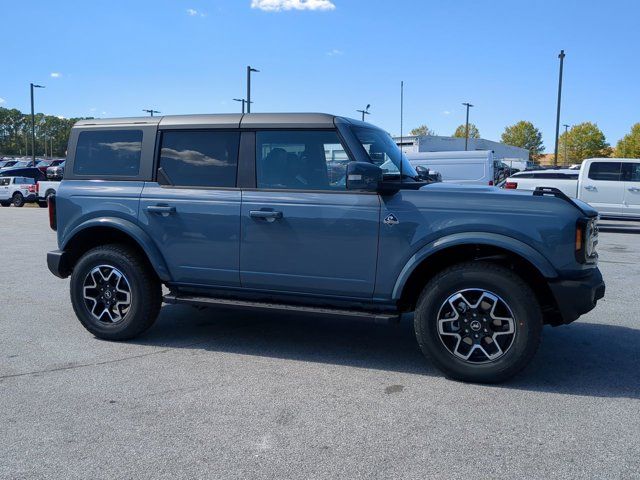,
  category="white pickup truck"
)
[504,158,640,219]
[36,180,61,208]
[0,176,37,207]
